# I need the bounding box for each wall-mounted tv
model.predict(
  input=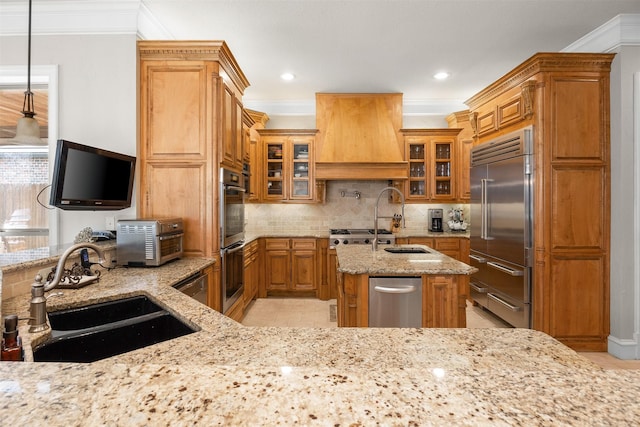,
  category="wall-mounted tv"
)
[49,139,136,210]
